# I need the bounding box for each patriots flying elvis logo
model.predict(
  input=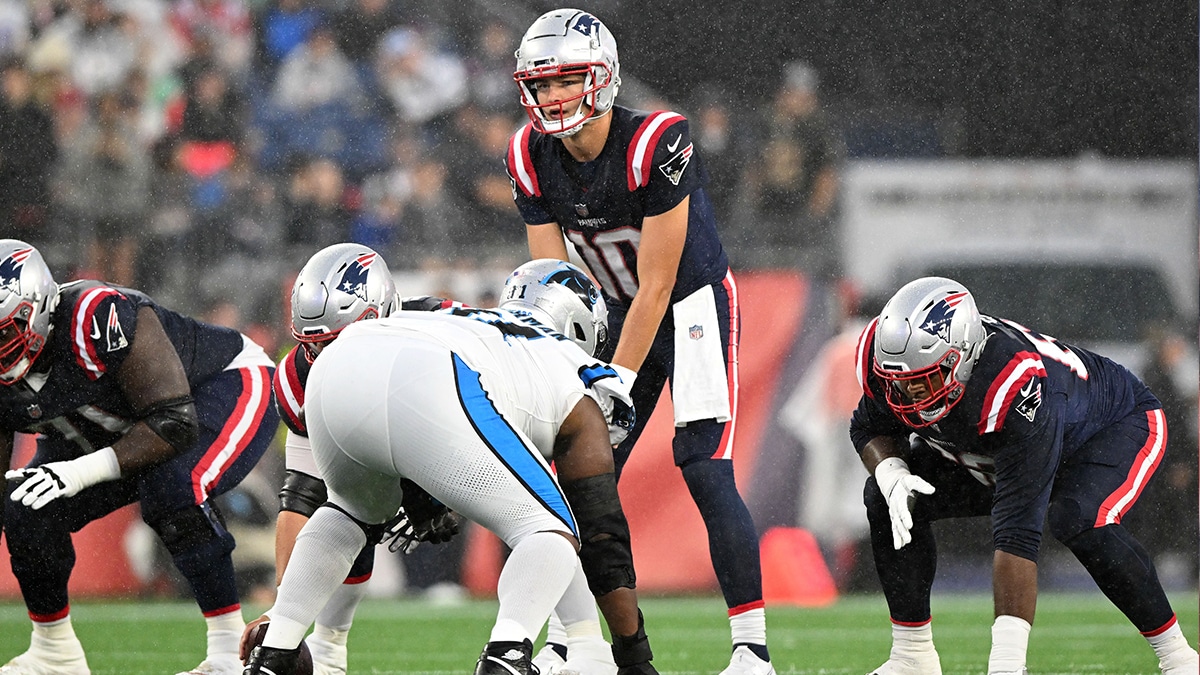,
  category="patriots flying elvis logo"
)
[337,253,375,302]
[571,13,601,37]
[919,291,968,342]
[0,247,32,295]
